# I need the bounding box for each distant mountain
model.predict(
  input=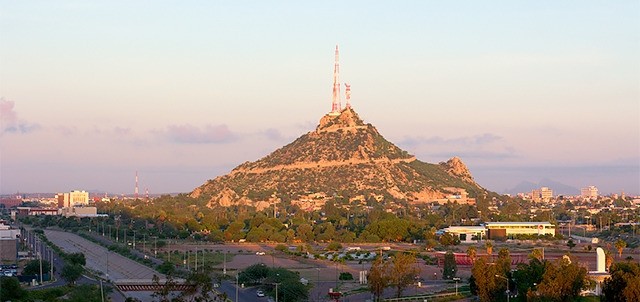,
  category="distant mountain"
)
[506,178,579,196]
[191,107,496,208]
